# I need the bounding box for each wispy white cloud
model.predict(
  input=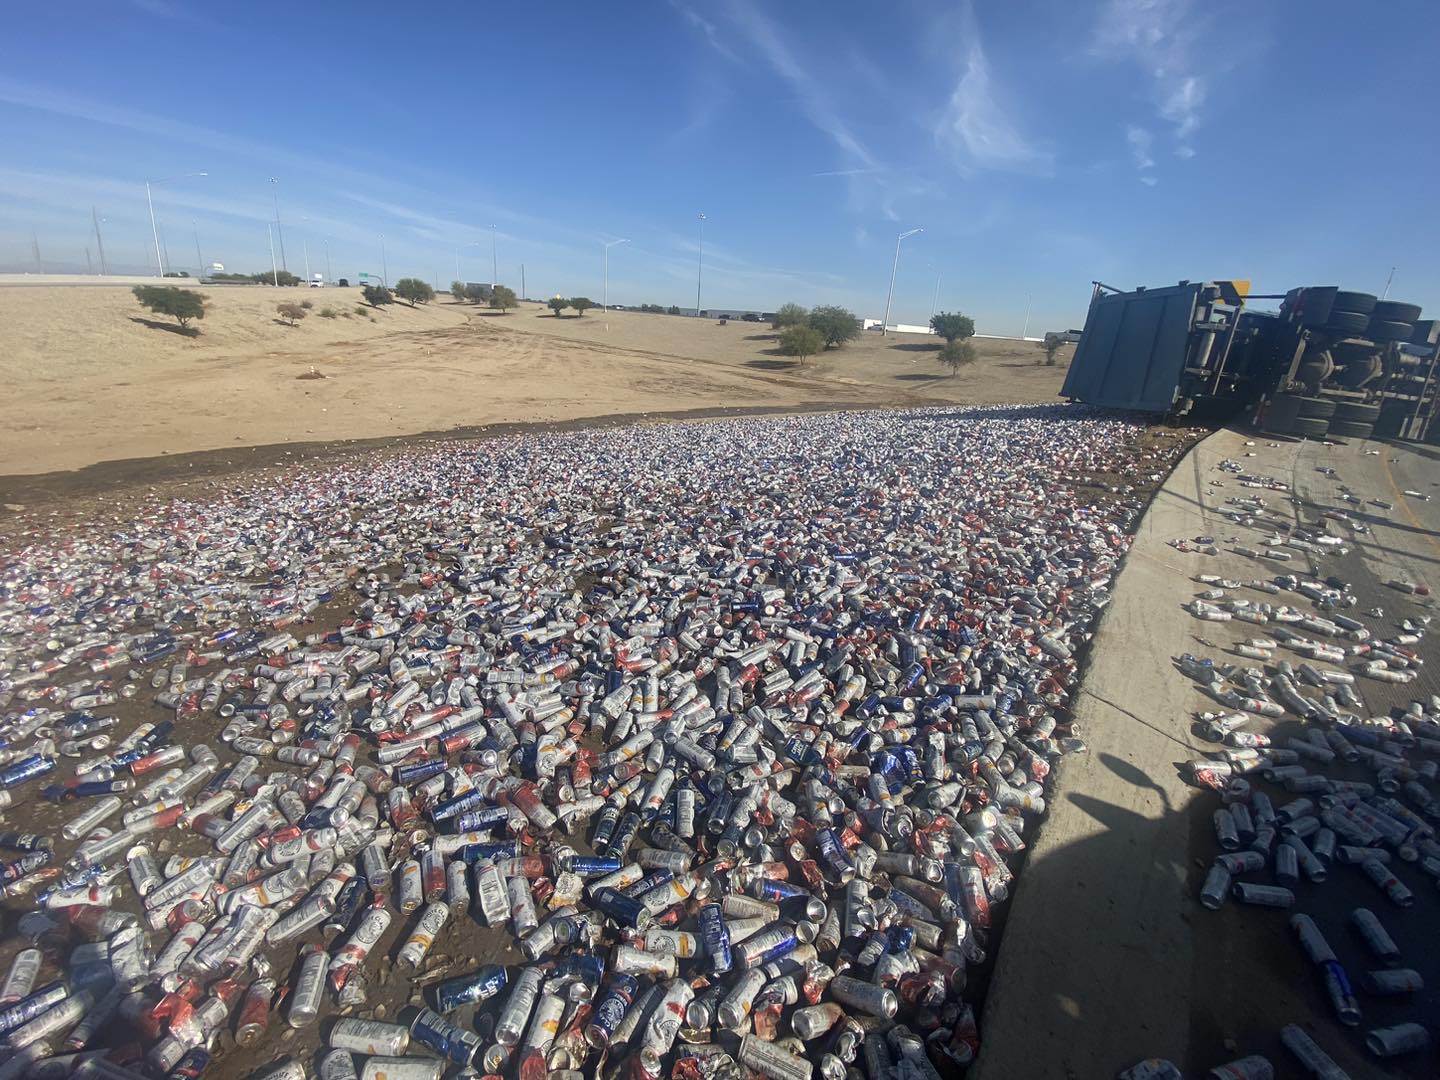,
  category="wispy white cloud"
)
[932,4,1051,176]
[1093,0,1207,151]
[1139,175,1159,187]
[667,0,742,66]
[813,168,884,178]
[722,0,878,170]
[1126,125,1155,171]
